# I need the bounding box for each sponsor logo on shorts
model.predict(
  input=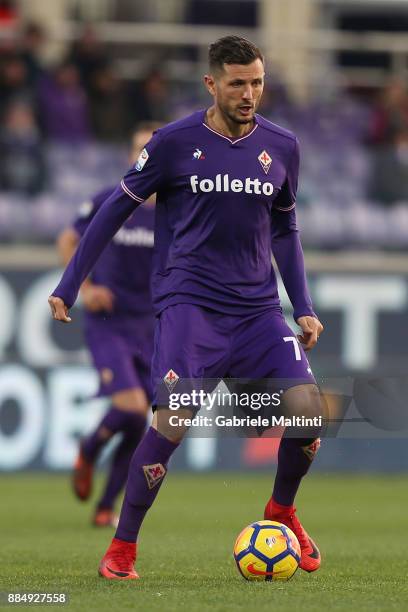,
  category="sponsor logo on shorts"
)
[135,148,149,171]
[100,368,114,385]
[163,369,179,392]
[143,463,167,489]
